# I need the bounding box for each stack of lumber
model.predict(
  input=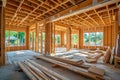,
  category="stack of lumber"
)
[18,60,70,80]
[35,55,106,80]
[43,55,90,69]
[85,53,103,63]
